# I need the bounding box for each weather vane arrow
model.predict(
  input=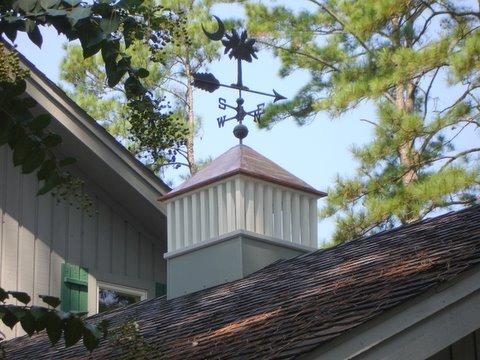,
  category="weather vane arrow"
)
[192,16,287,143]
